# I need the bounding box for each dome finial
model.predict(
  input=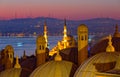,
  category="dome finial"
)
[106,35,115,52]
[14,55,21,68]
[54,44,62,61]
